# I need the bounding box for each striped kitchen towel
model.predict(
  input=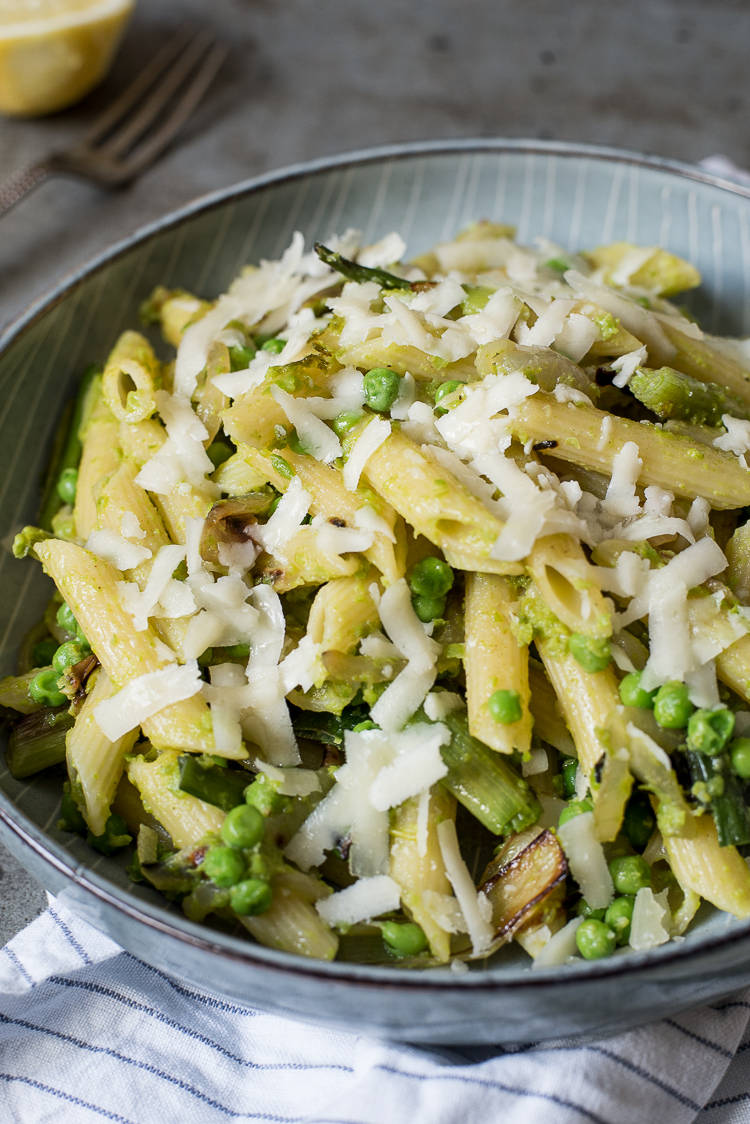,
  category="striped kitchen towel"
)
[0,897,749,1123]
